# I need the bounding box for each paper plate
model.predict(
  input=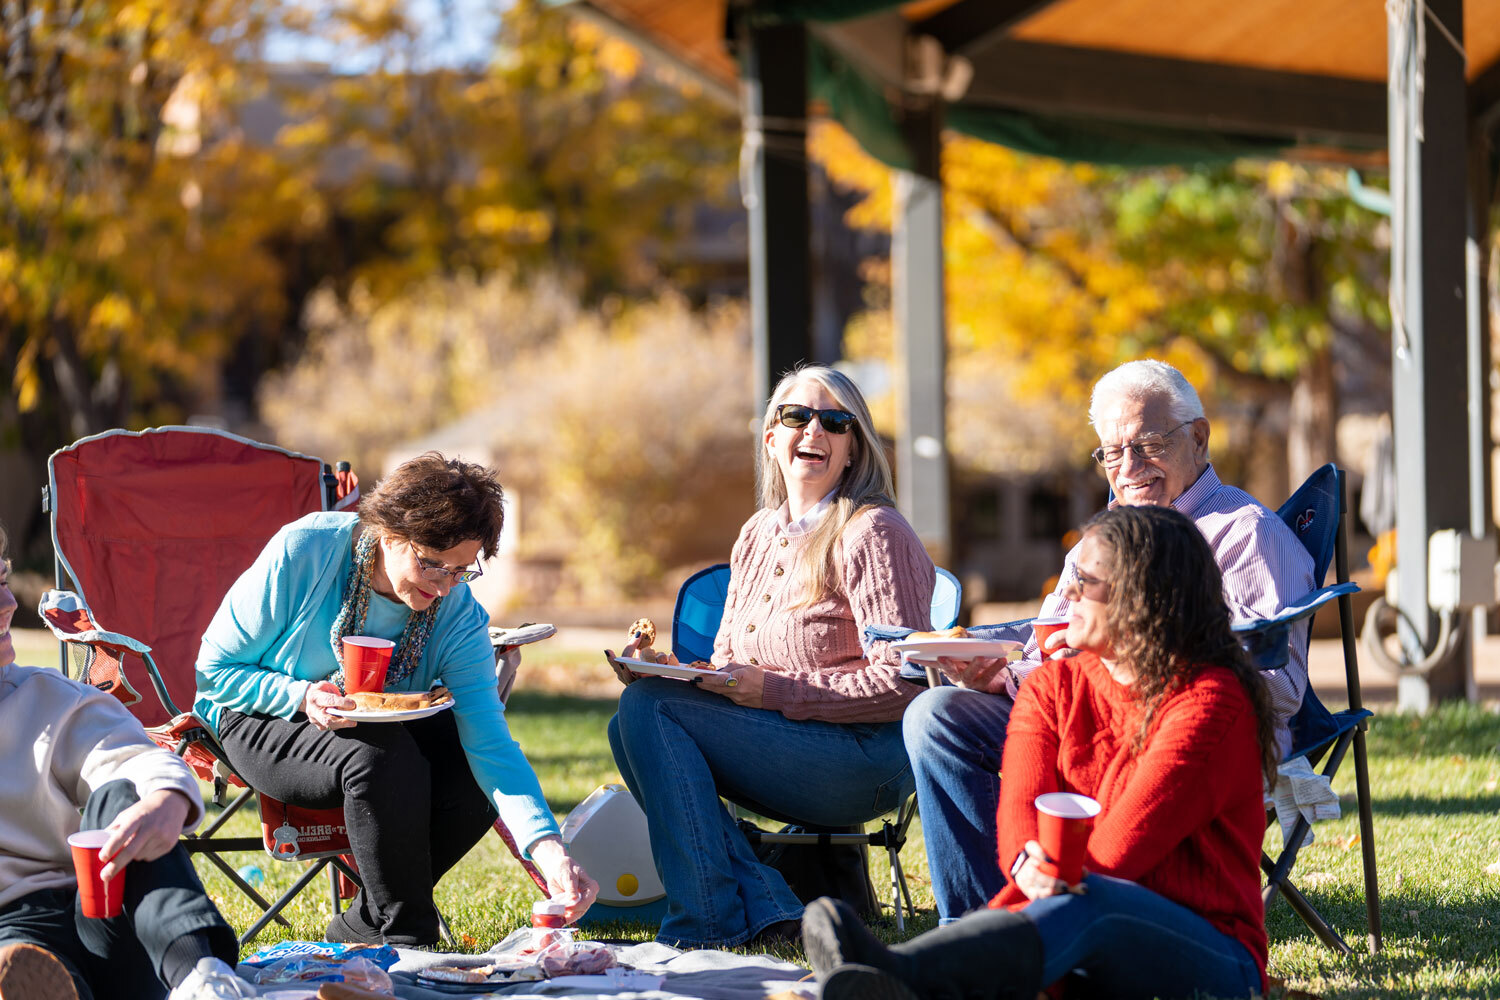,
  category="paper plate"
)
[889,637,1023,667]
[610,656,722,681]
[327,699,455,723]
